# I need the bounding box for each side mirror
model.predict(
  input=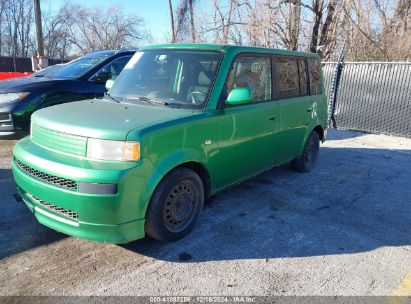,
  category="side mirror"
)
[225,87,251,105]
[105,79,115,90]
[95,71,112,84]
